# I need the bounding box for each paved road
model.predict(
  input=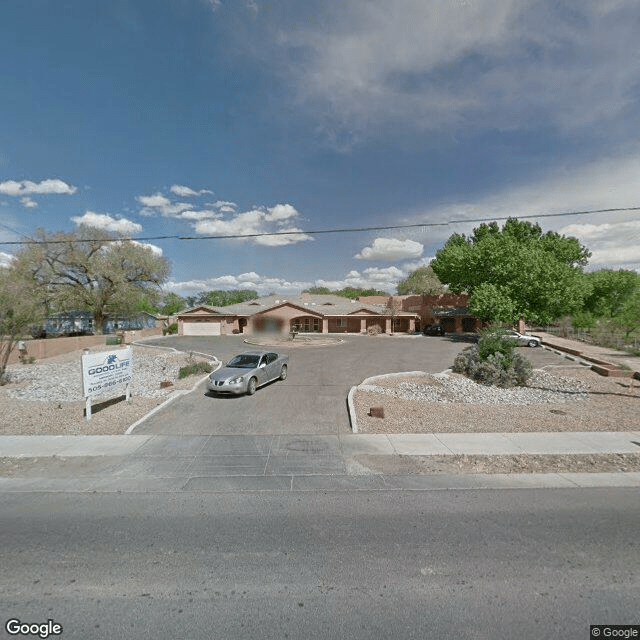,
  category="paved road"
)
[2,488,638,640]
[133,335,565,436]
